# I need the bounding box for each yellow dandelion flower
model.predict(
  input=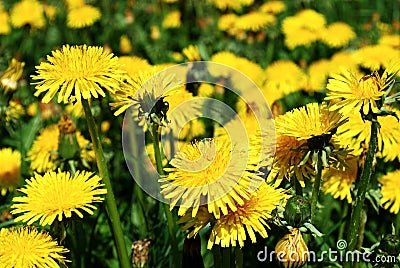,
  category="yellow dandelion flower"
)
[325,62,400,115]
[150,25,161,40]
[182,45,201,61]
[322,157,358,203]
[264,60,307,96]
[218,13,238,32]
[162,11,181,29]
[275,228,309,268]
[10,0,45,29]
[64,0,85,10]
[380,170,400,214]
[282,9,326,49]
[208,0,254,11]
[178,119,206,141]
[67,4,101,28]
[1,58,25,93]
[269,134,313,187]
[304,59,332,92]
[198,83,214,97]
[260,1,286,14]
[118,56,153,79]
[0,226,69,268]
[27,124,95,172]
[65,100,85,118]
[160,137,265,219]
[177,206,211,239]
[336,106,400,160]
[275,102,346,141]
[110,68,181,119]
[329,51,358,75]
[11,170,107,226]
[0,9,10,34]
[119,35,132,54]
[44,5,57,21]
[235,12,276,32]
[207,181,287,248]
[320,22,356,48]
[353,44,400,70]
[32,44,126,104]
[379,34,400,48]
[0,148,21,196]
[209,51,240,77]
